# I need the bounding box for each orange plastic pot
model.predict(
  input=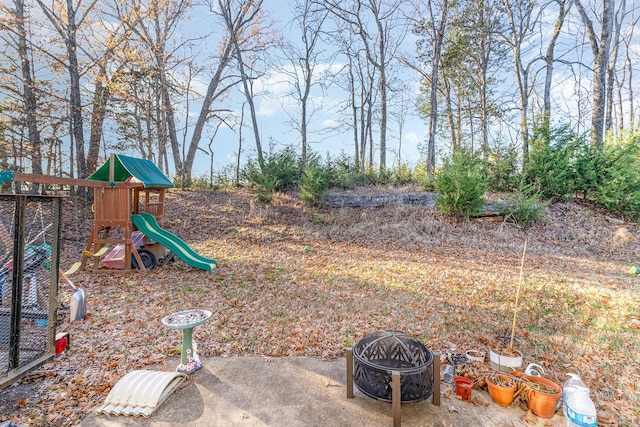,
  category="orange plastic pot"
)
[486,375,516,407]
[454,376,473,400]
[526,375,562,418]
